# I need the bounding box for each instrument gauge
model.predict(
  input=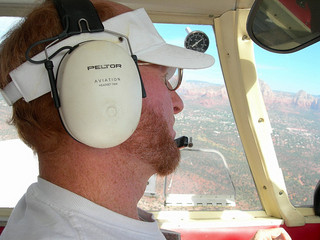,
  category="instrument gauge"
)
[184,30,209,53]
